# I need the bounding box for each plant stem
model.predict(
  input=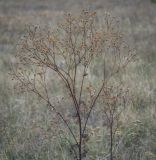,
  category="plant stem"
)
[110,122,113,160]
